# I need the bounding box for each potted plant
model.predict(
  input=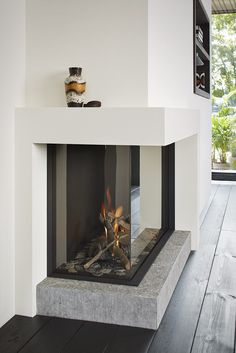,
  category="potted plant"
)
[230,140,236,169]
[212,114,235,170]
